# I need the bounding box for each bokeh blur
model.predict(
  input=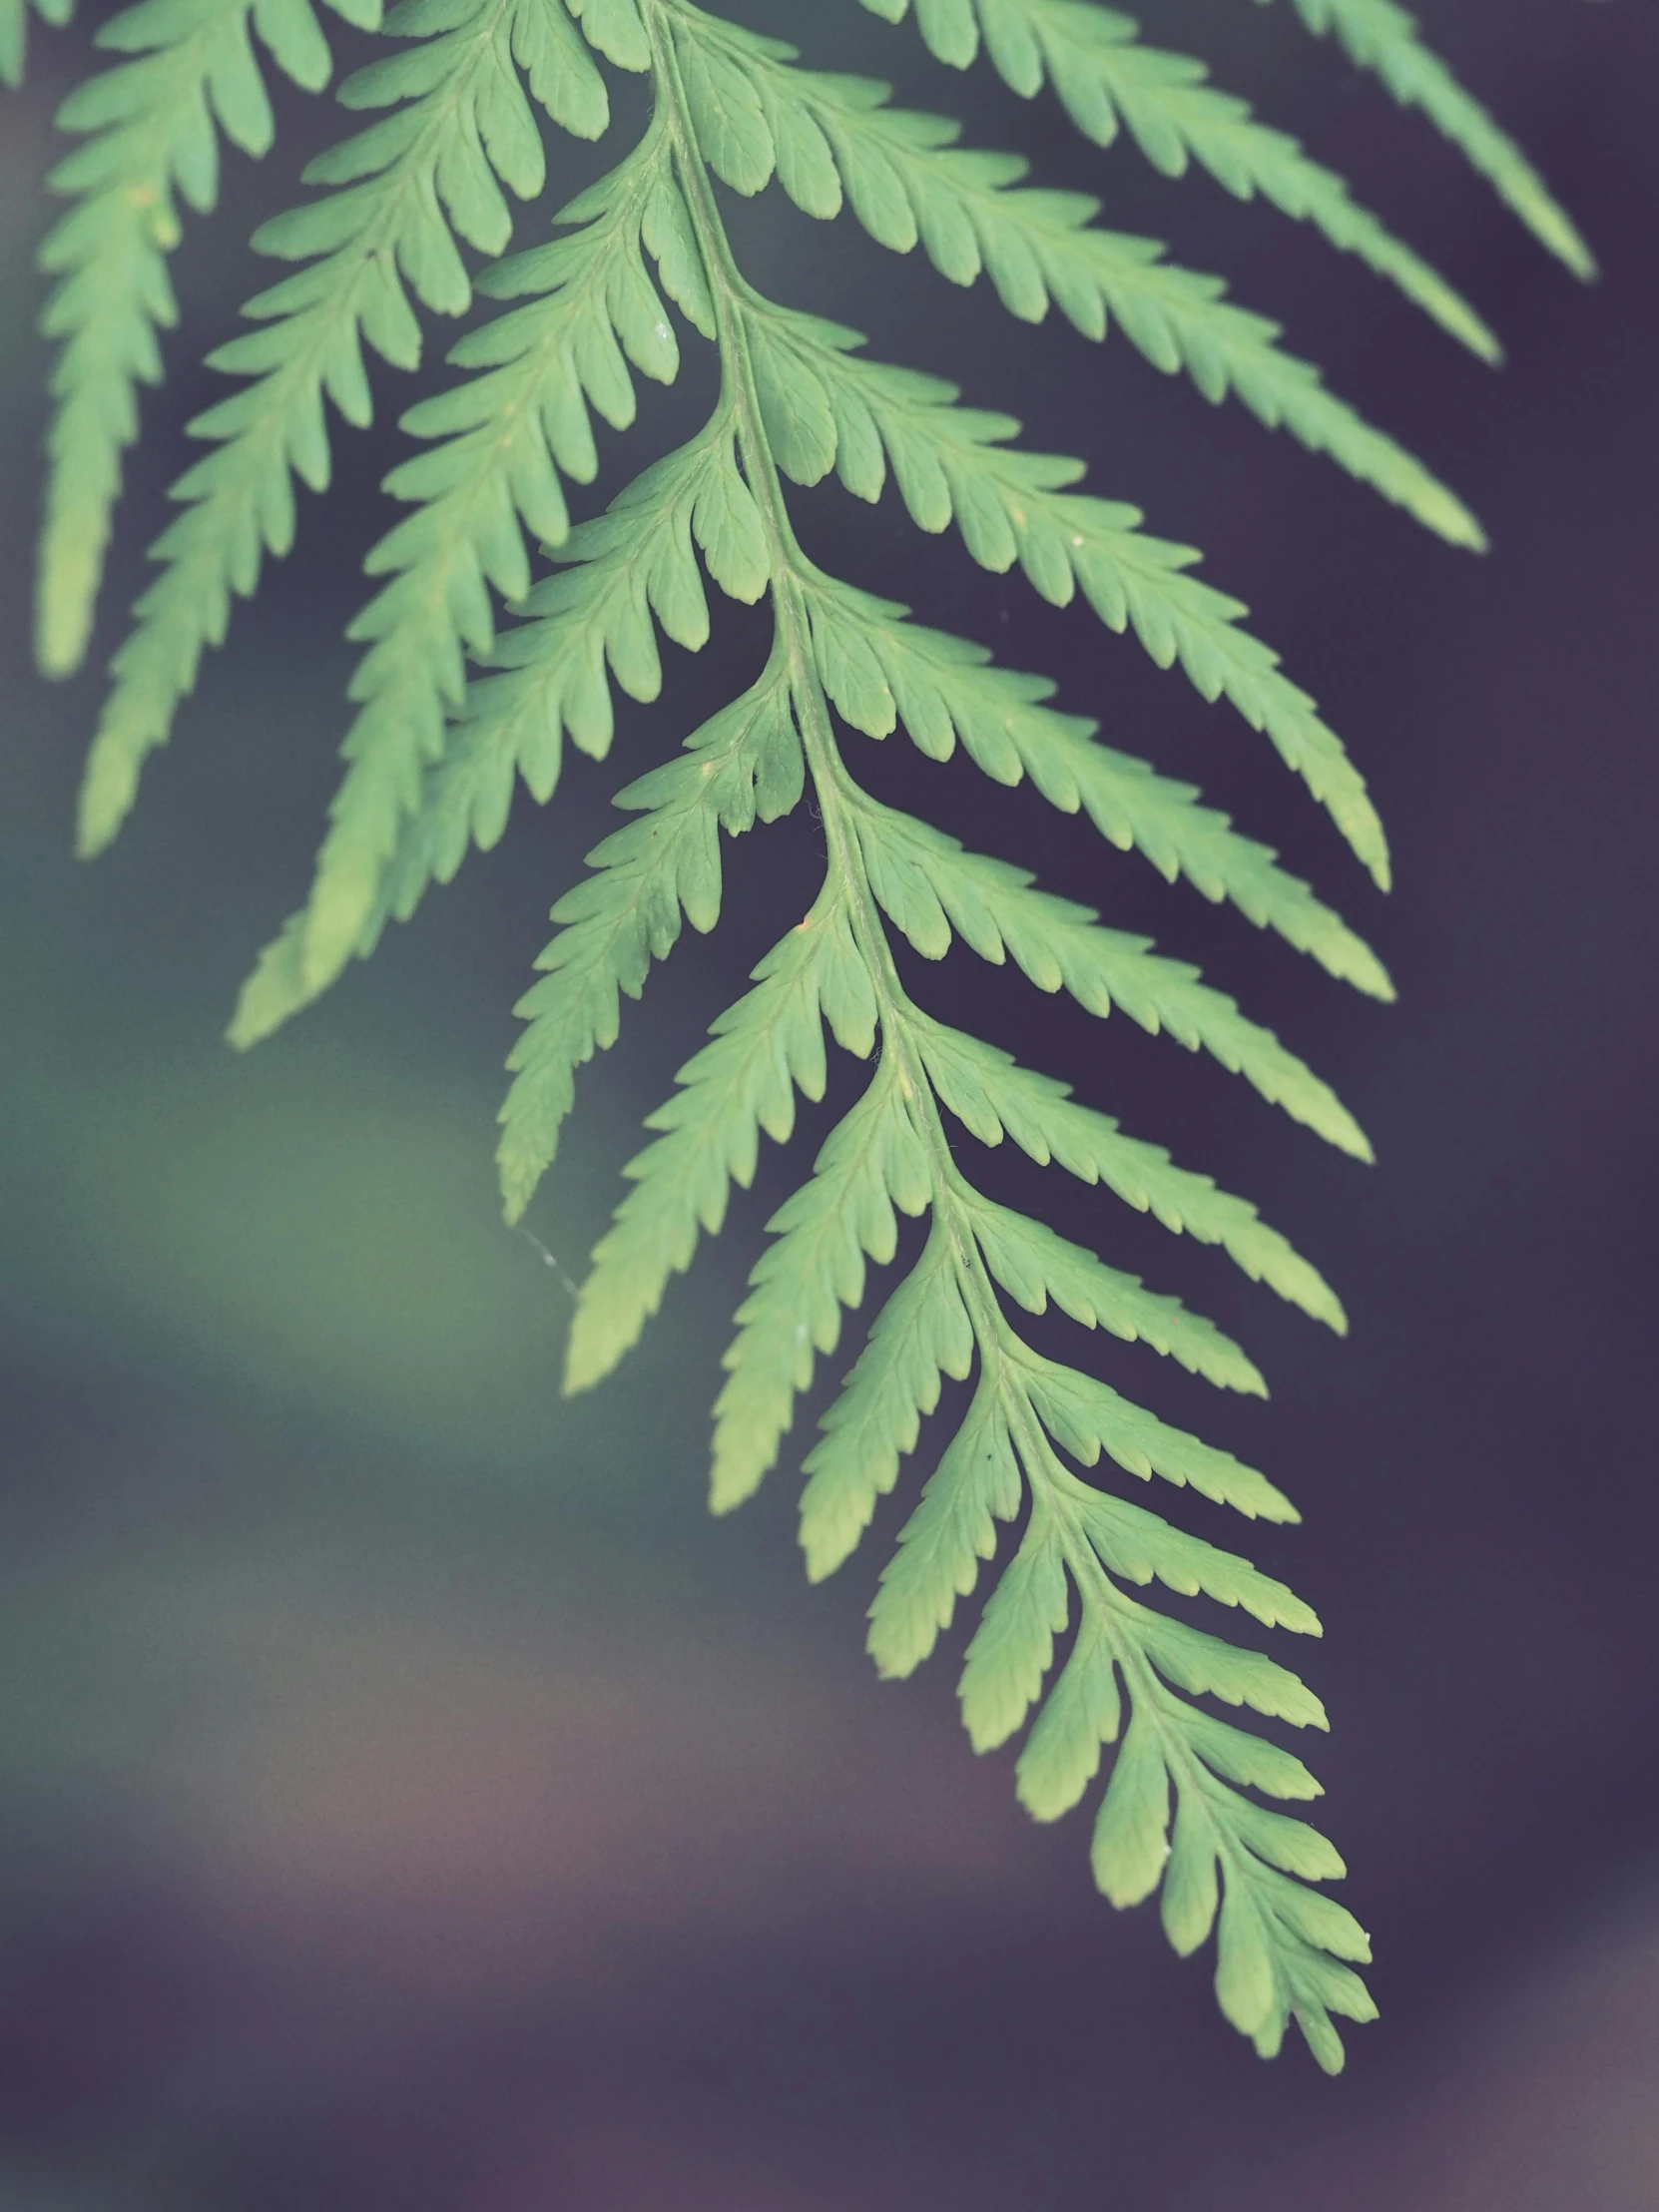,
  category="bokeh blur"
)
[3,2,1658,2205]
